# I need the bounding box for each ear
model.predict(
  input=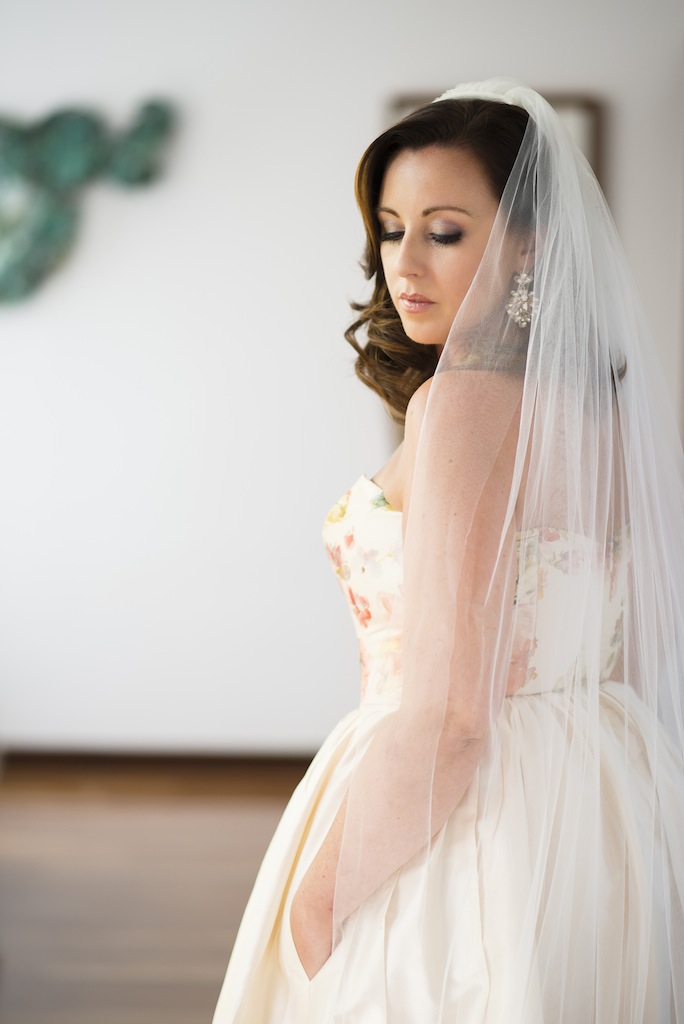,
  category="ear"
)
[515,227,545,275]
